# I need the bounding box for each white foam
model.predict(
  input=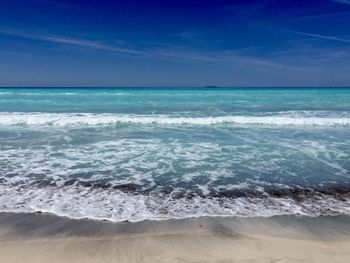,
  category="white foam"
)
[1,138,348,192]
[0,183,349,222]
[0,112,349,126]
